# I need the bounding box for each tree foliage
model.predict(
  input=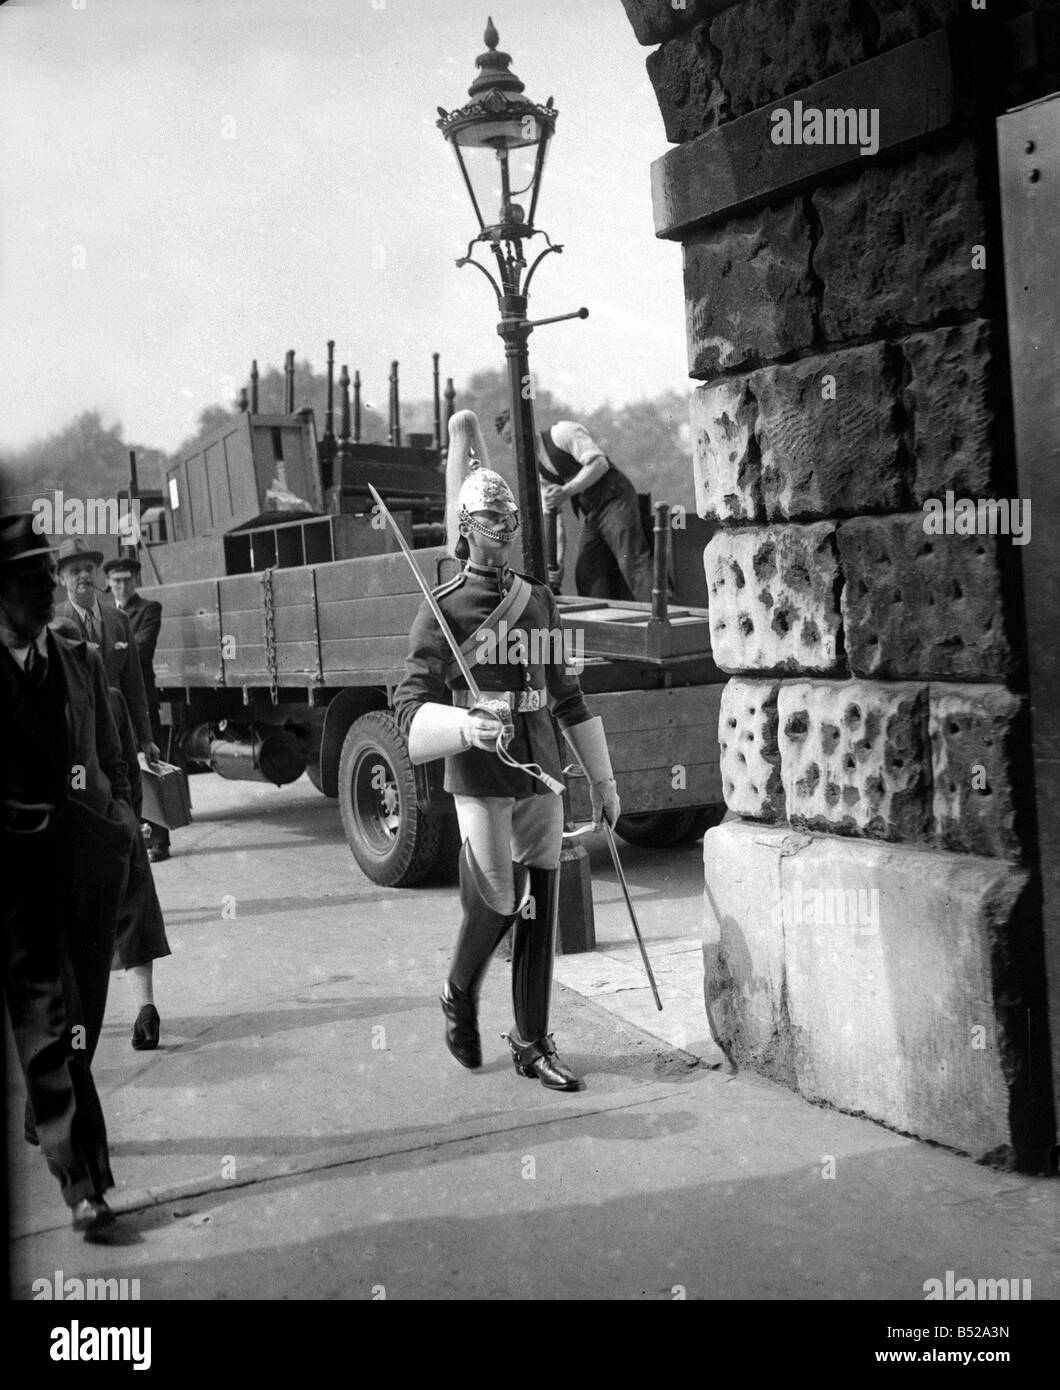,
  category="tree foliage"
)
[0,366,693,515]
[0,411,169,513]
